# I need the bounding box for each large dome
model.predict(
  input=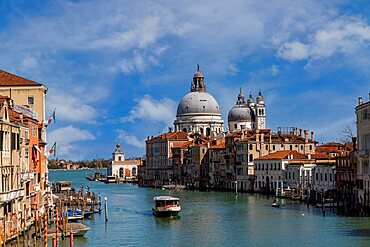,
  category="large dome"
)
[228,105,255,122]
[177,91,221,116]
